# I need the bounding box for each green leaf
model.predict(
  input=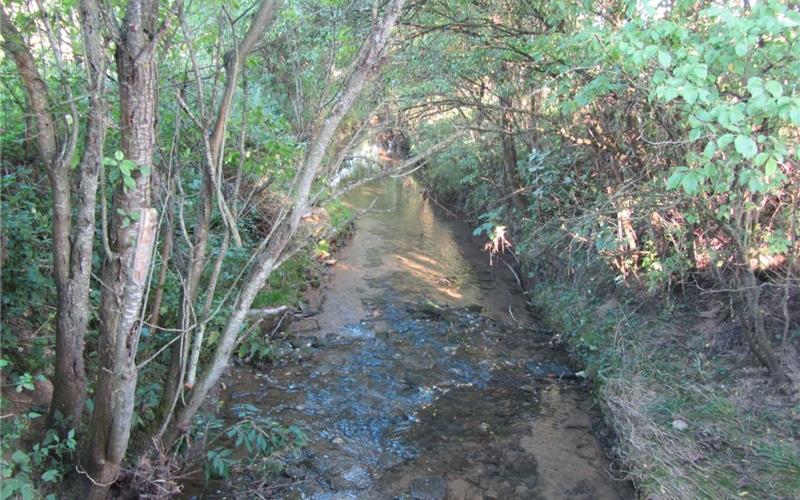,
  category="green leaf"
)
[41,469,59,482]
[748,176,766,193]
[765,158,778,177]
[703,141,717,159]
[789,105,800,126]
[11,451,29,466]
[692,64,708,81]
[734,41,748,56]
[123,175,136,193]
[666,172,683,190]
[661,86,678,102]
[114,150,124,161]
[119,159,135,176]
[658,50,672,68]
[681,87,698,105]
[734,135,758,159]
[20,482,34,500]
[717,134,735,149]
[764,80,782,98]
[746,77,763,98]
[682,174,699,195]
